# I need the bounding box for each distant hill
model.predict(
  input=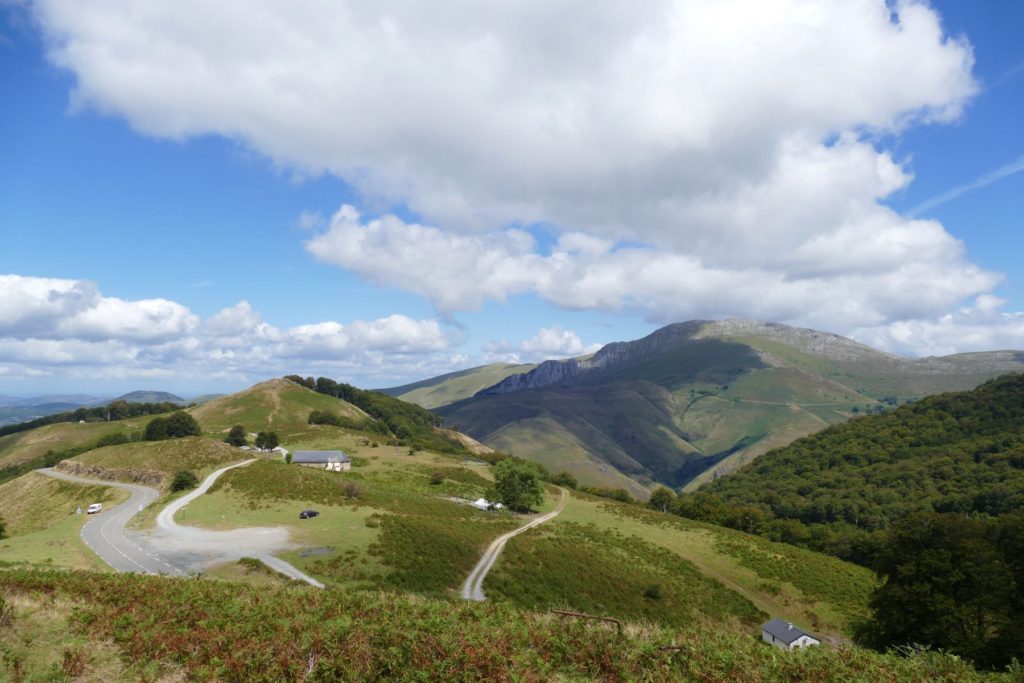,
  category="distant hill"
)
[189,394,225,405]
[379,362,536,409]
[0,403,83,427]
[114,390,187,405]
[437,320,1024,495]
